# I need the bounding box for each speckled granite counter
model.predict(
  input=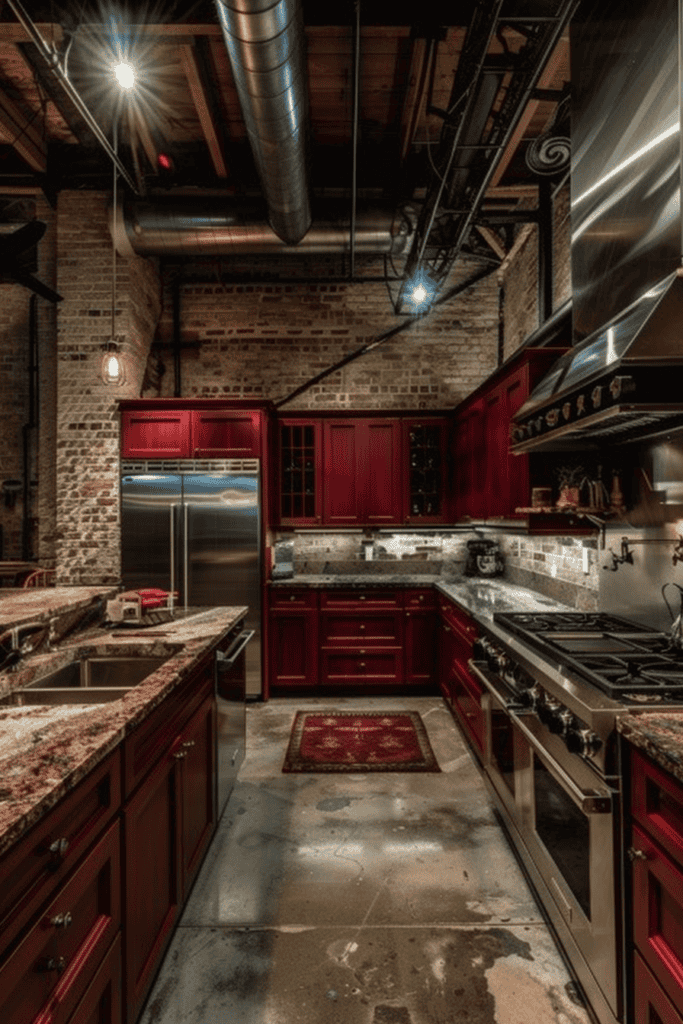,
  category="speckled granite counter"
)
[269,574,572,626]
[0,586,116,629]
[0,605,247,856]
[617,713,683,784]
